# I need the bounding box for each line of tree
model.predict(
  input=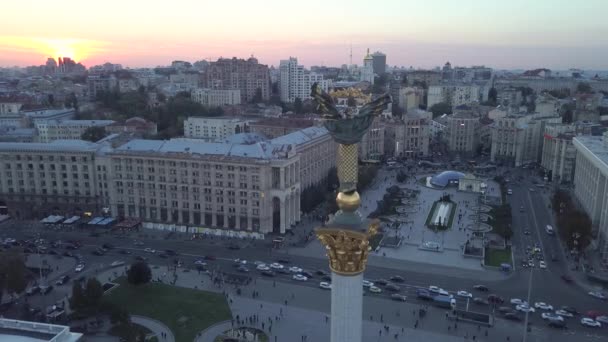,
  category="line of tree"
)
[552,190,592,251]
[429,102,452,119]
[0,251,27,303]
[488,204,513,240]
